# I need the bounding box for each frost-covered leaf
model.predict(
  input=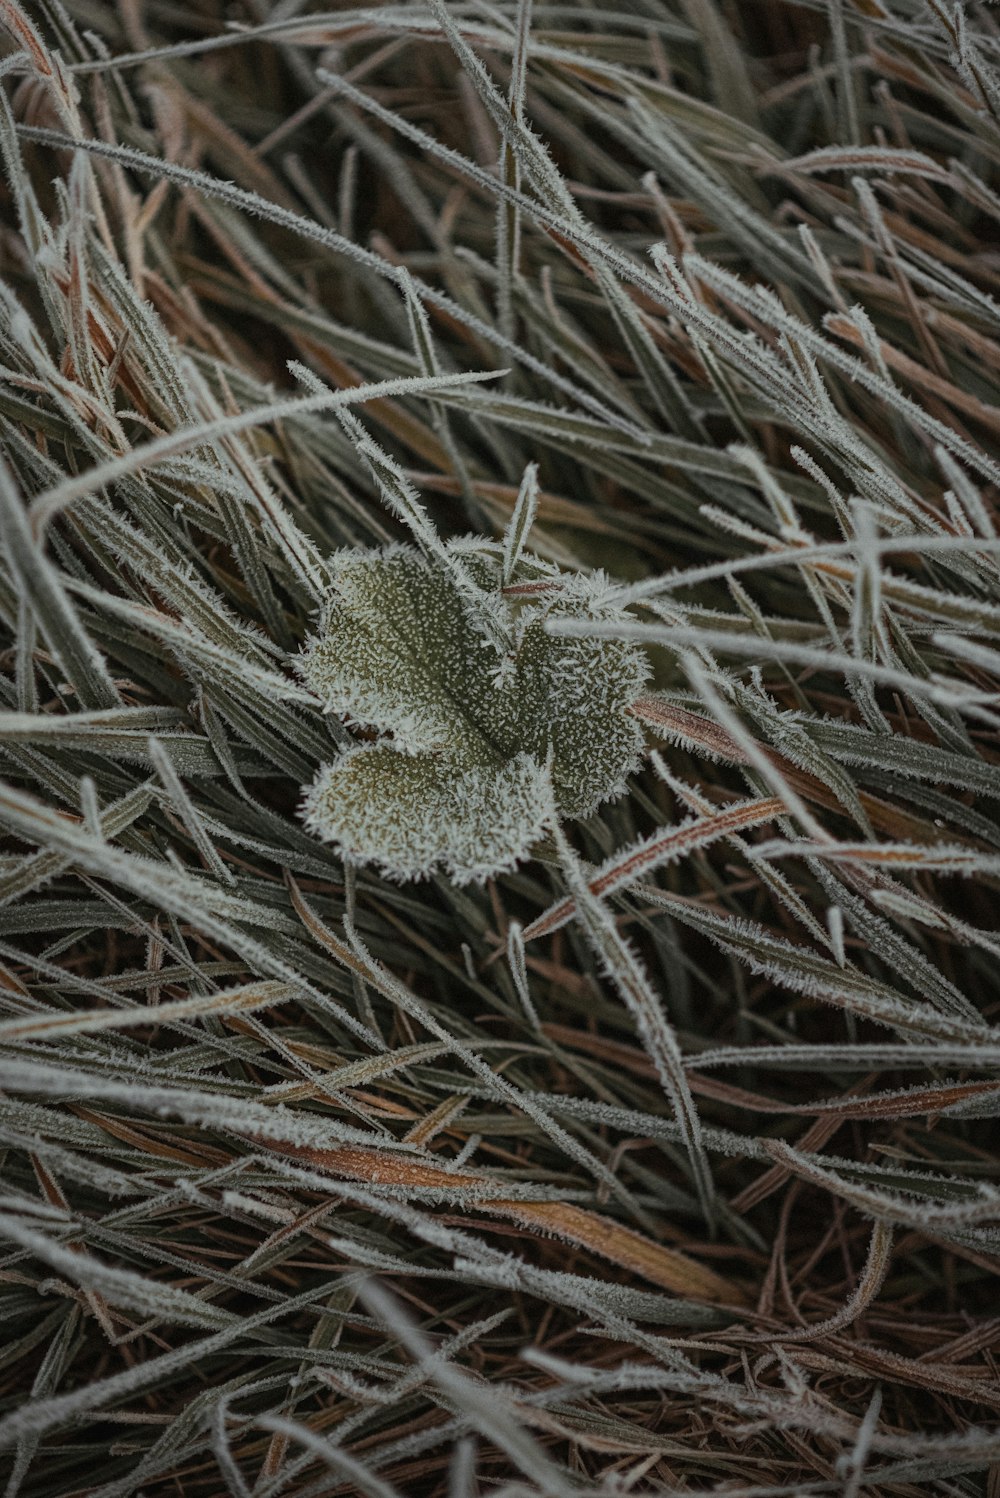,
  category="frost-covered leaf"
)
[303,745,552,884]
[297,539,647,881]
